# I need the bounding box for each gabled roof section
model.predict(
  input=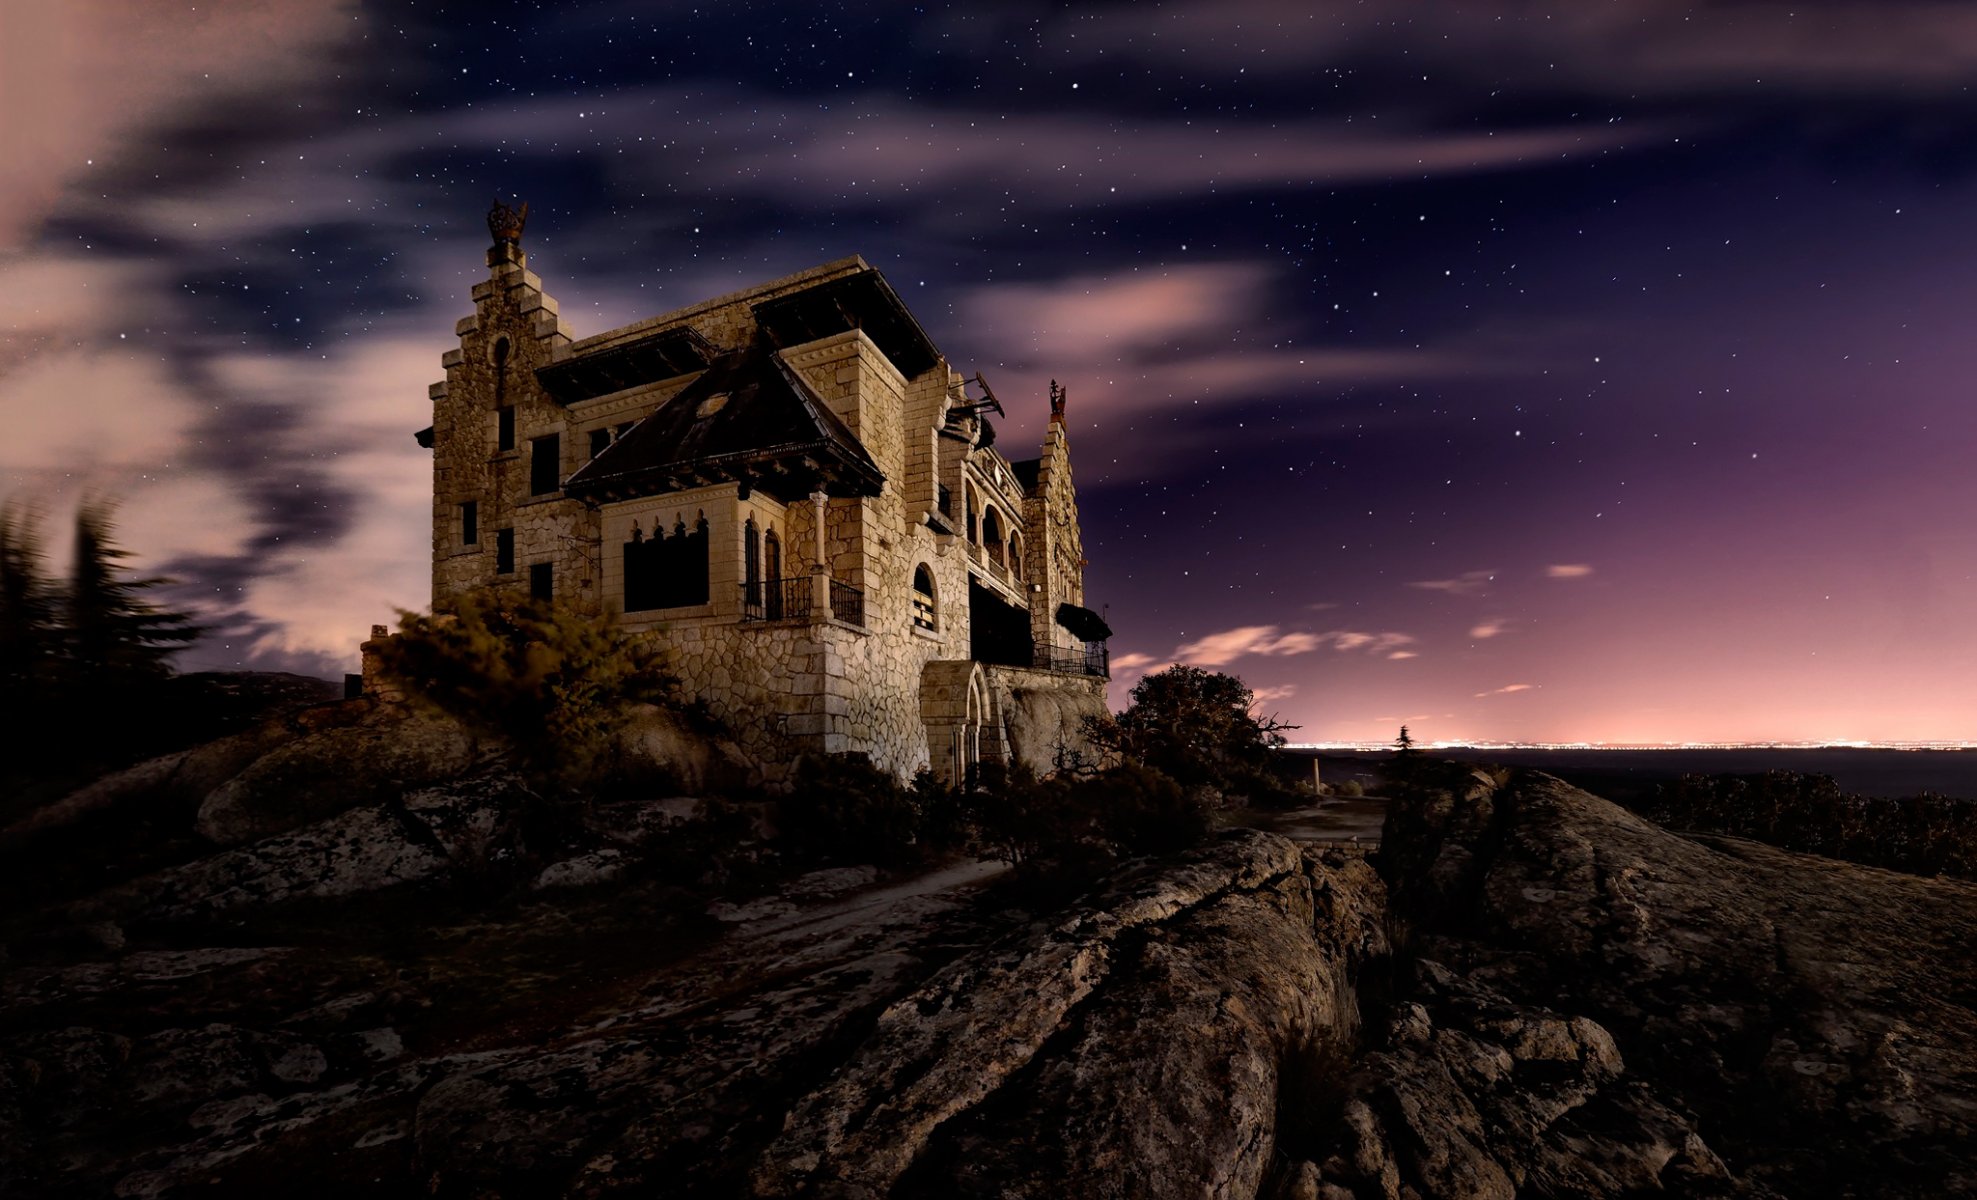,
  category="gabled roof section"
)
[535,325,716,404]
[753,268,942,379]
[564,345,884,503]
